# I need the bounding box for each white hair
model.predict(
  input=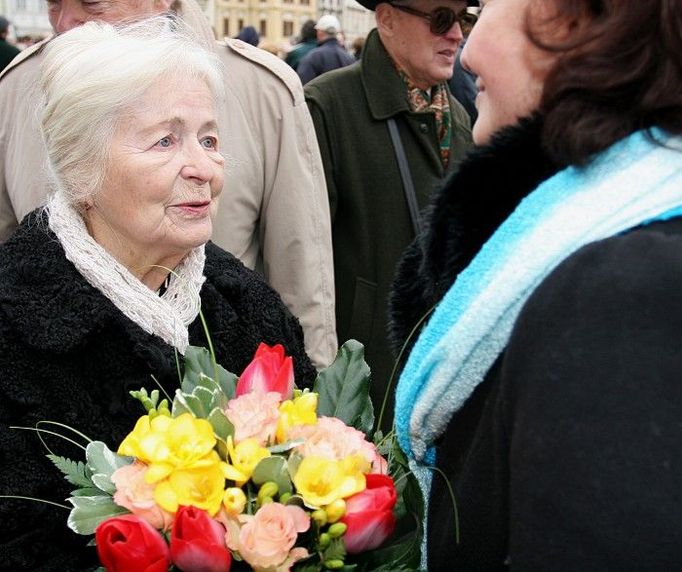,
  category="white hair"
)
[40,16,224,206]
